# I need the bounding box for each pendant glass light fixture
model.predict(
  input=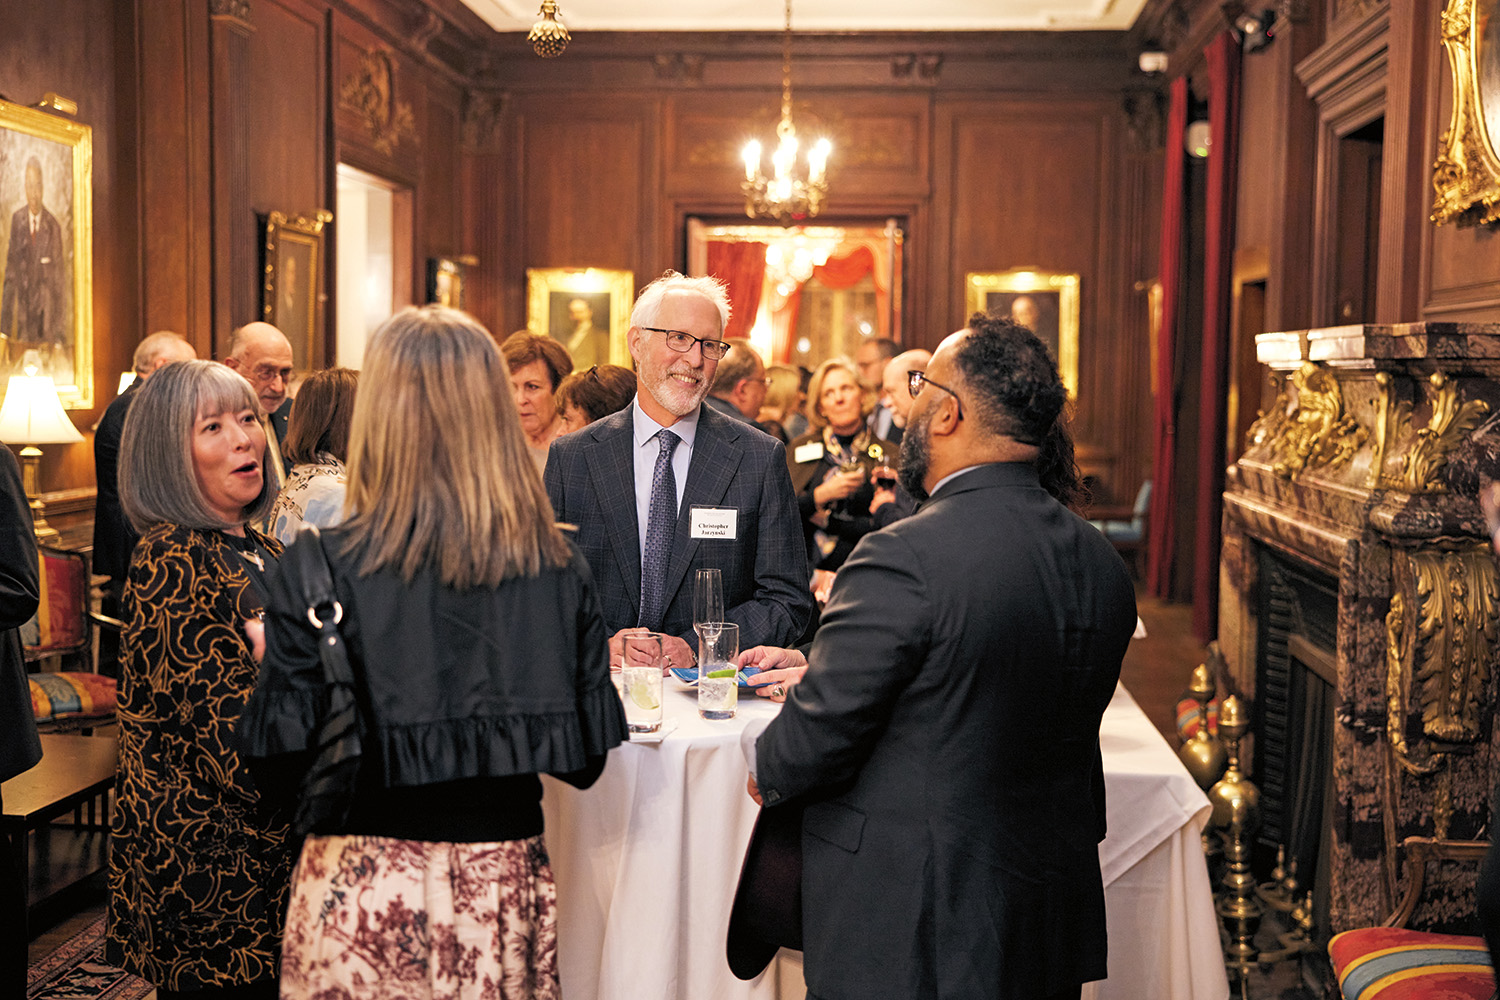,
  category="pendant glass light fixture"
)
[741,0,831,224]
